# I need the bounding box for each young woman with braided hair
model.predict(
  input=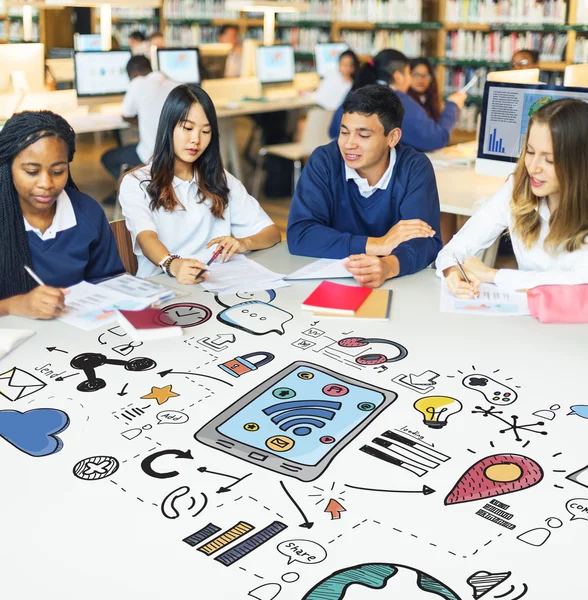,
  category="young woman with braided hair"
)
[0,110,124,319]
